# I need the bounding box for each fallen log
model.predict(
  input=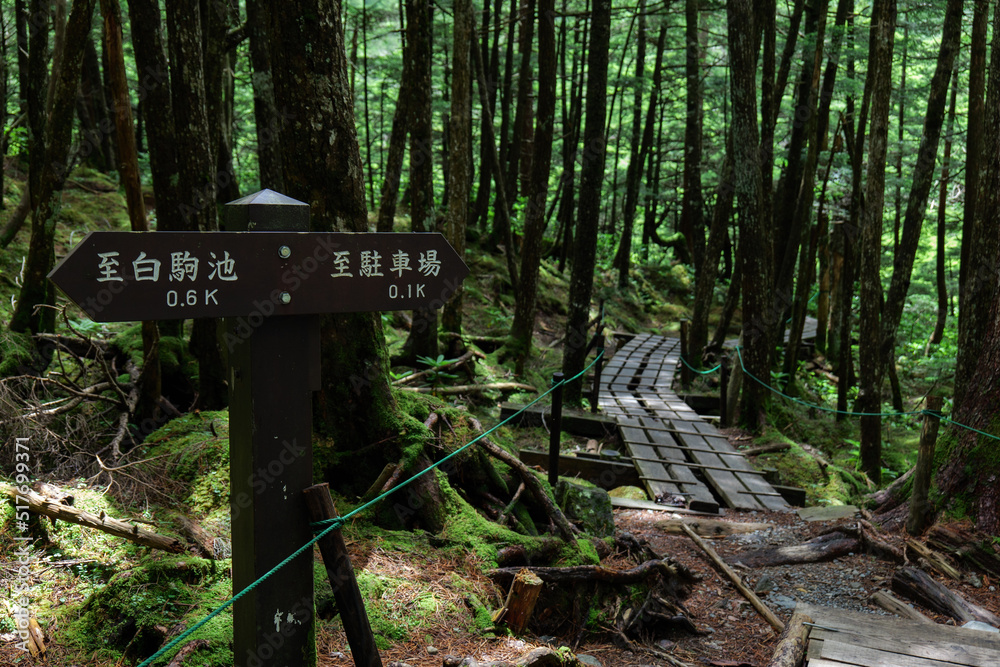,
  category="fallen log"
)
[657,517,772,538]
[443,646,582,667]
[401,382,536,395]
[741,442,791,457]
[766,610,811,667]
[927,524,1000,579]
[681,524,784,633]
[736,531,858,568]
[0,483,183,553]
[905,538,963,581]
[891,566,1000,626]
[489,557,694,588]
[867,466,914,513]
[171,514,216,560]
[166,639,209,666]
[870,588,933,623]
